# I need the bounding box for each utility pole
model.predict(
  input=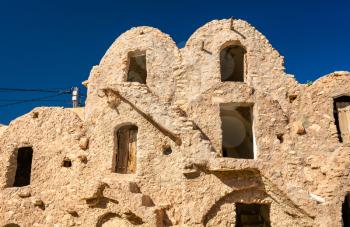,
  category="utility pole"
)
[72,87,79,108]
